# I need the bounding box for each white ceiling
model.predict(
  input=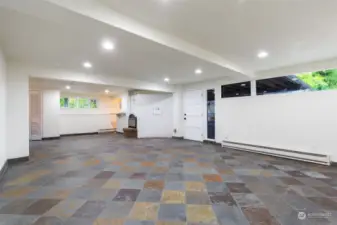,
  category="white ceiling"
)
[0,0,246,85]
[100,0,337,72]
[1,0,337,86]
[29,78,127,97]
